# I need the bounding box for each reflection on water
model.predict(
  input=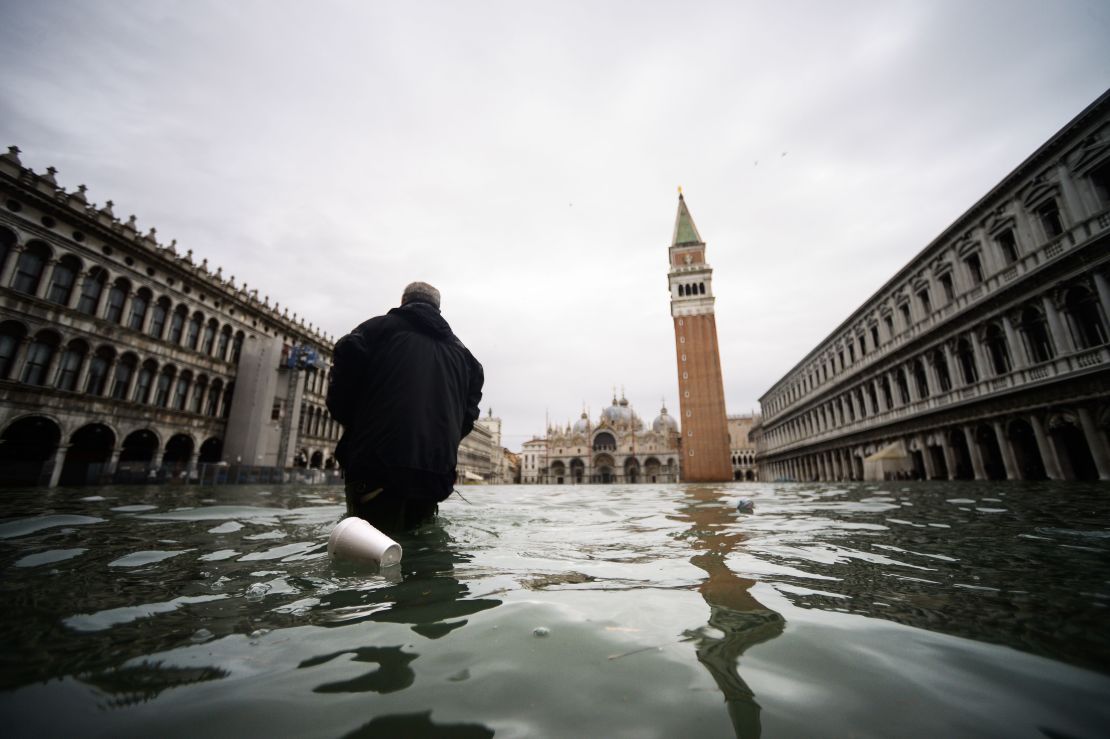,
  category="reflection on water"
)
[674,487,784,737]
[0,481,1107,737]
